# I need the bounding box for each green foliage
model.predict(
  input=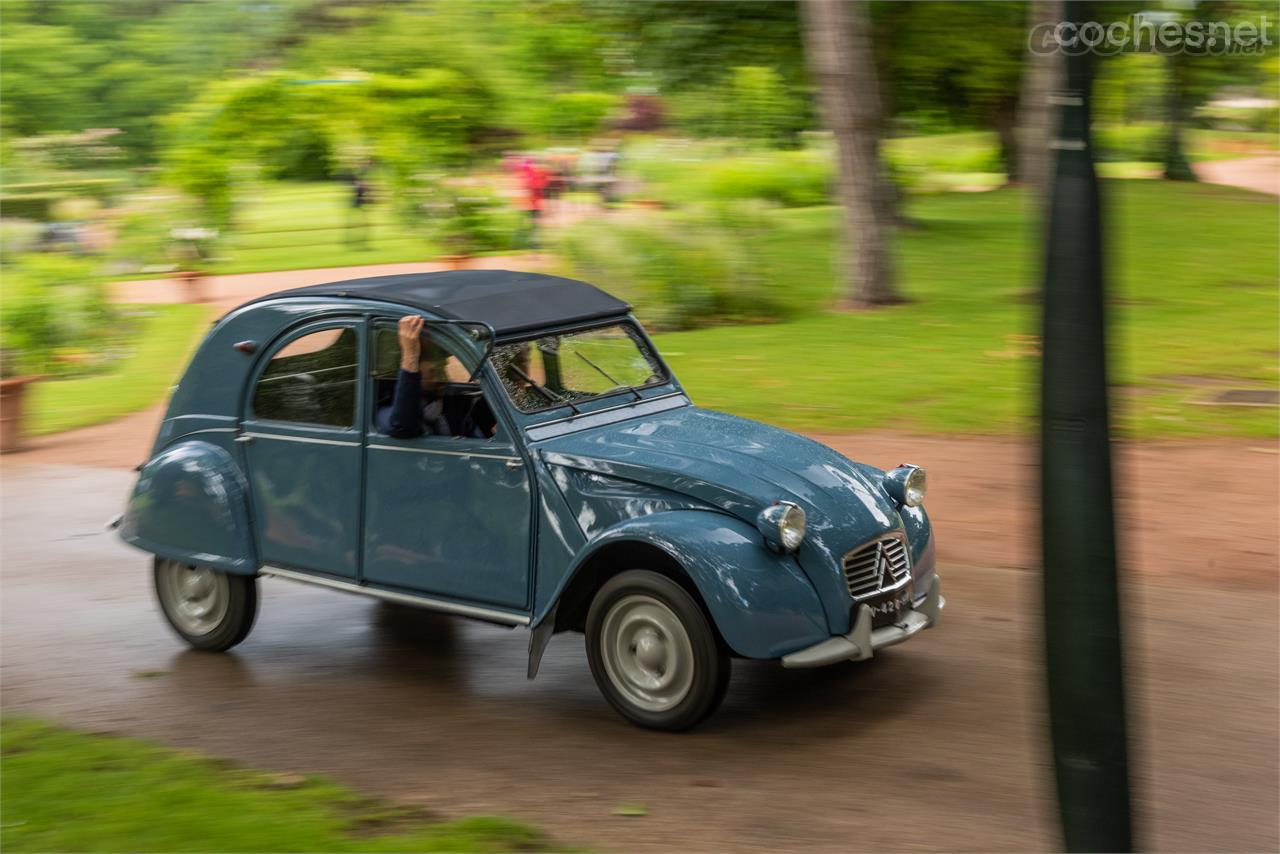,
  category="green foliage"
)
[0,23,103,140]
[26,304,209,435]
[0,255,111,378]
[0,193,65,222]
[1,717,552,852]
[162,69,497,228]
[433,192,522,255]
[698,151,831,206]
[1094,124,1167,164]
[626,142,832,207]
[557,203,796,330]
[671,66,807,145]
[538,92,620,141]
